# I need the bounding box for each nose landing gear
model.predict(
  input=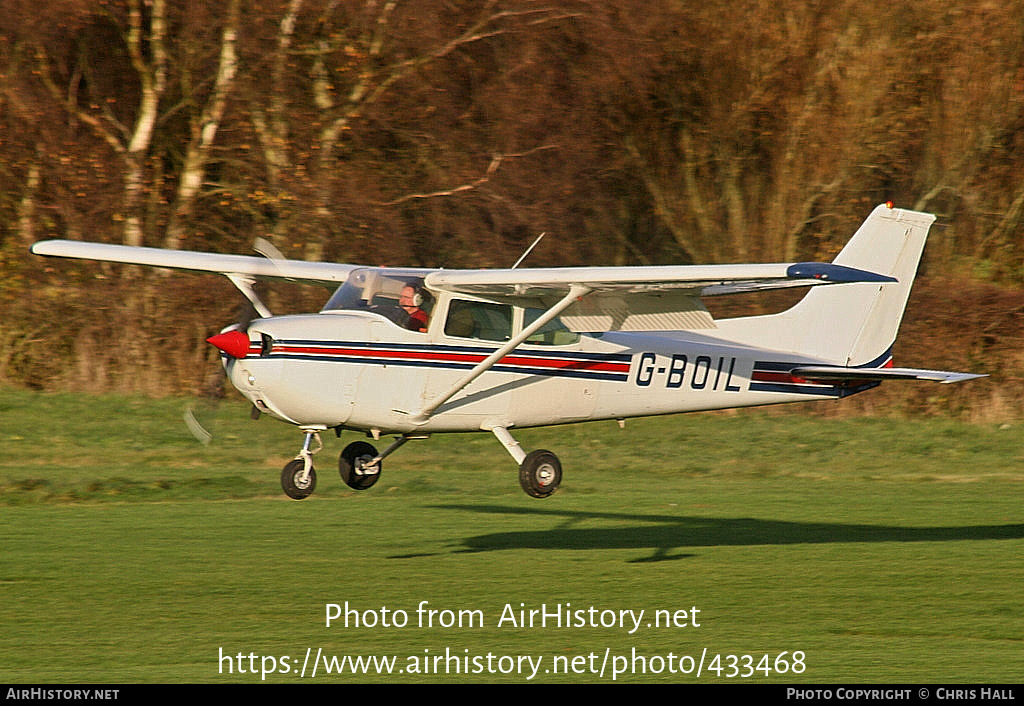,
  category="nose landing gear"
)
[281,458,316,499]
[280,426,324,500]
